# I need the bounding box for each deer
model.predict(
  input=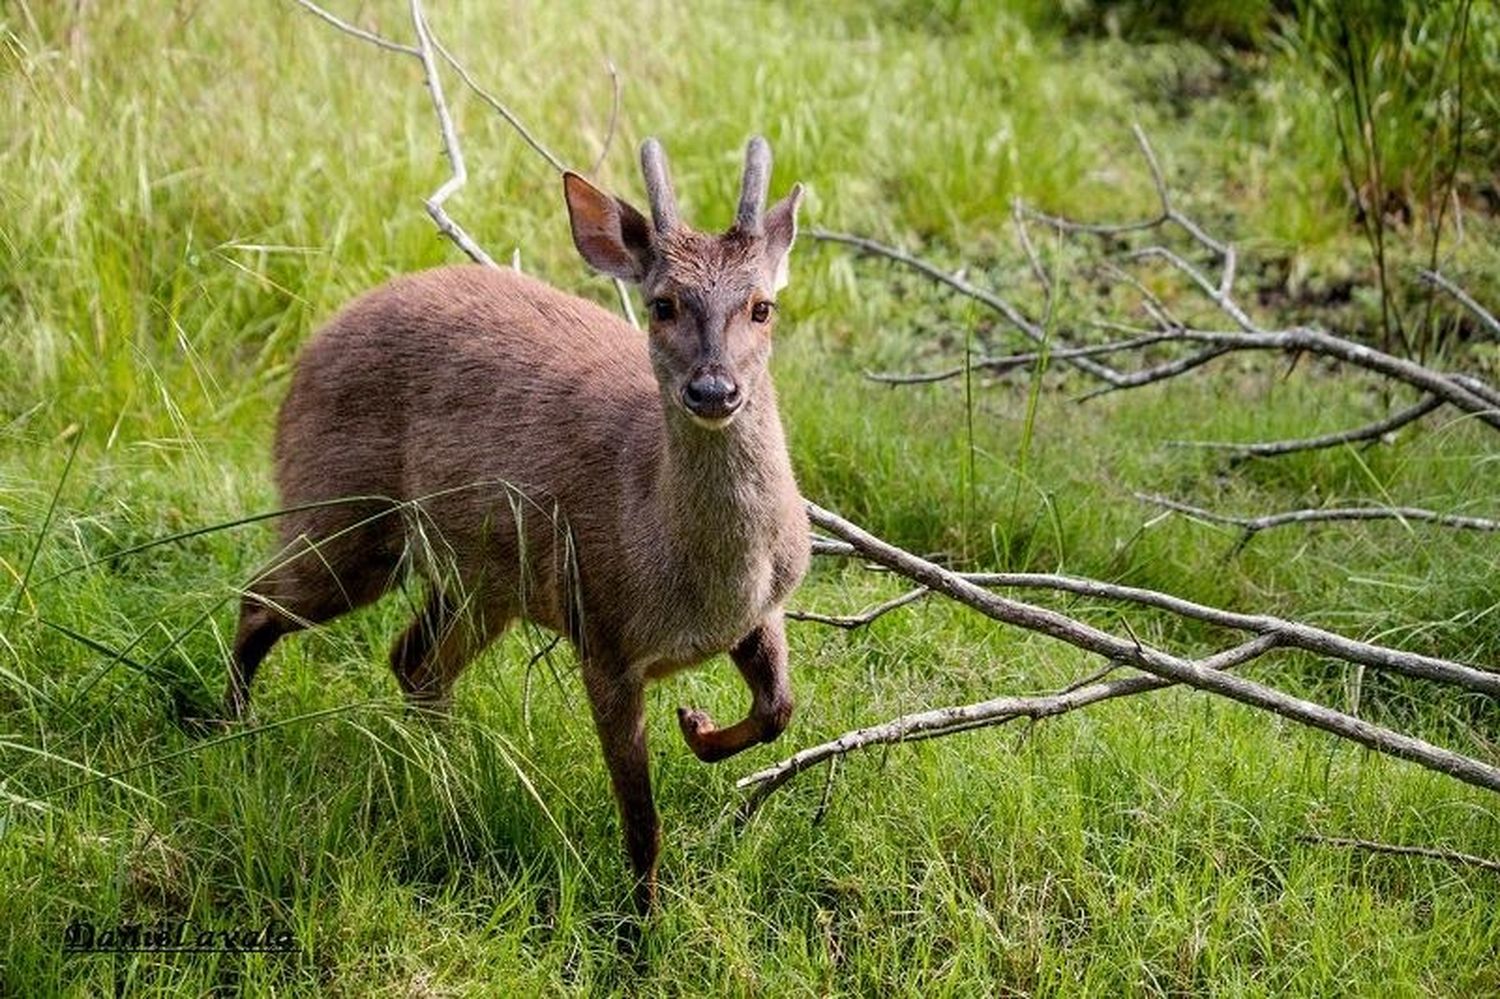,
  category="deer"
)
[224,136,811,914]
